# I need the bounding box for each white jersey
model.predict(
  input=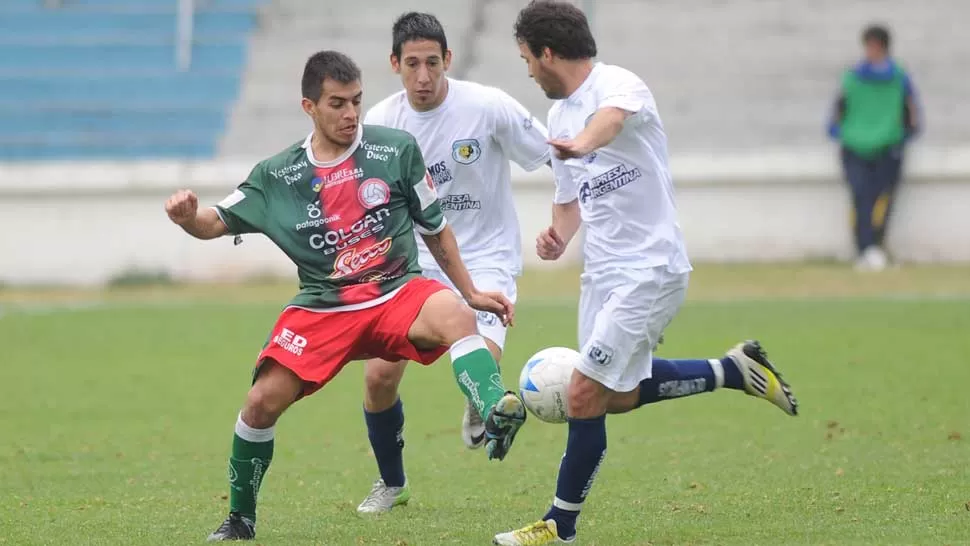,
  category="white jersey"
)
[548,62,691,275]
[365,78,550,275]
